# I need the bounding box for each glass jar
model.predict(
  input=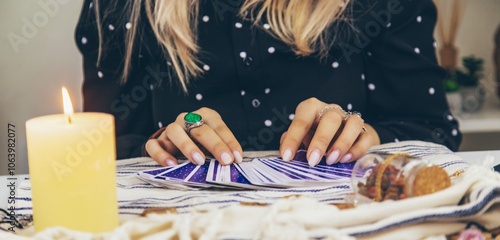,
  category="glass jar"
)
[350,153,451,203]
